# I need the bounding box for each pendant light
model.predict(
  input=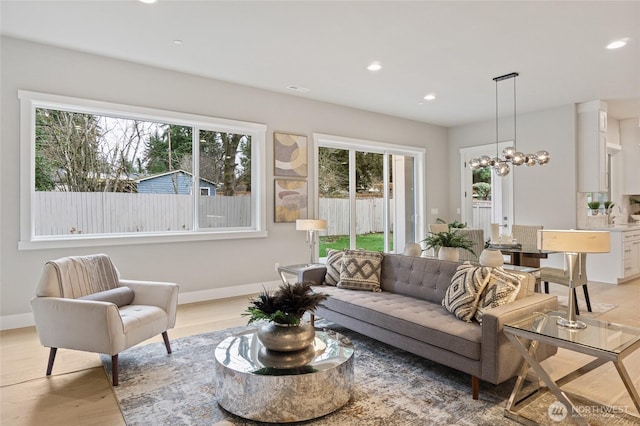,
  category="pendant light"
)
[469,72,550,176]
